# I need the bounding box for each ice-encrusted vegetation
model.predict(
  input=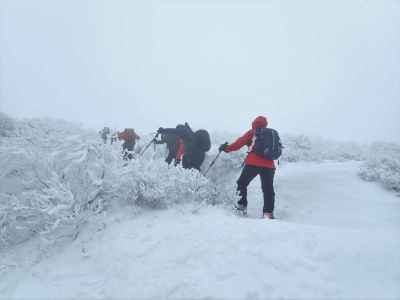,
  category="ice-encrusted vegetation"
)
[211,131,367,164]
[359,142,400,192]
[1,113,398,250]
[0,115,226,250]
